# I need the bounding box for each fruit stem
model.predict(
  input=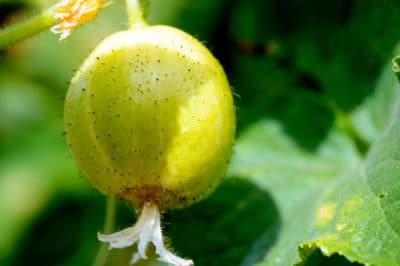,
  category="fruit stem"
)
[98,202,193,266]
[125,0,148,29]
[0,9,56,49]
[92,197,116,266]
